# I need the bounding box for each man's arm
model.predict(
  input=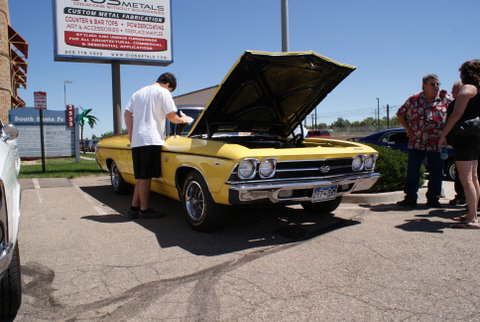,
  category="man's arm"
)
[396,99,414,138]
[124,110,133,142]
[167,112,192,124]
[397,114,414,138]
